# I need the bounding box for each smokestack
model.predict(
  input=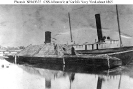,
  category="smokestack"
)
[45,31,51,43]
[95,14,103,42]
